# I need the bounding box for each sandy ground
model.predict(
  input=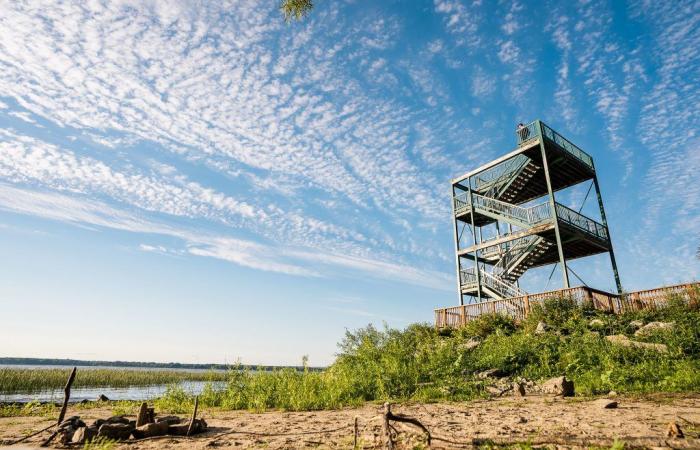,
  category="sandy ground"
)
[2,395,699,449]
